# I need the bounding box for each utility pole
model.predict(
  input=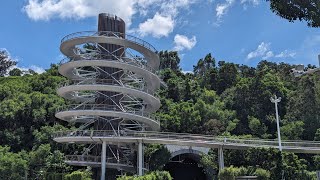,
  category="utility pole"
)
[270,95,282,151]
